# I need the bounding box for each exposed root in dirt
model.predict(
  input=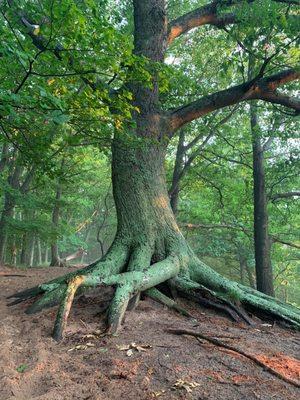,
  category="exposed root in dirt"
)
[7,236,300,343]
[167,328,300,388]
